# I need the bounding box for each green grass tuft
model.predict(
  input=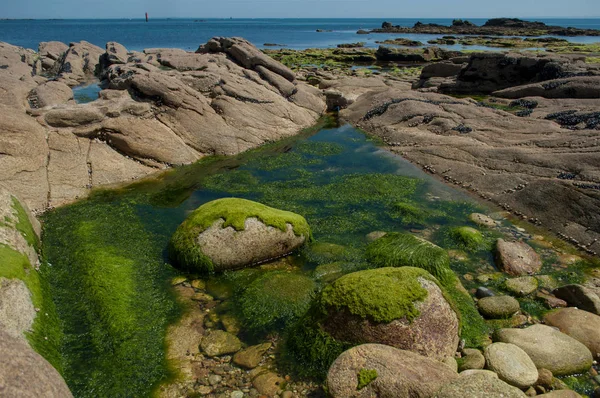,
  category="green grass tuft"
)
[169,198,311,272]
[320,267,432,323]
[366,232,454,285]
[237,271,316,334]
[447,226,488,252]
[357,369,378,390]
